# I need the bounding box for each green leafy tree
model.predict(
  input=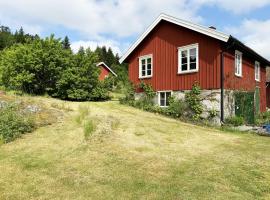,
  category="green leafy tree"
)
[0,25,14,50]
